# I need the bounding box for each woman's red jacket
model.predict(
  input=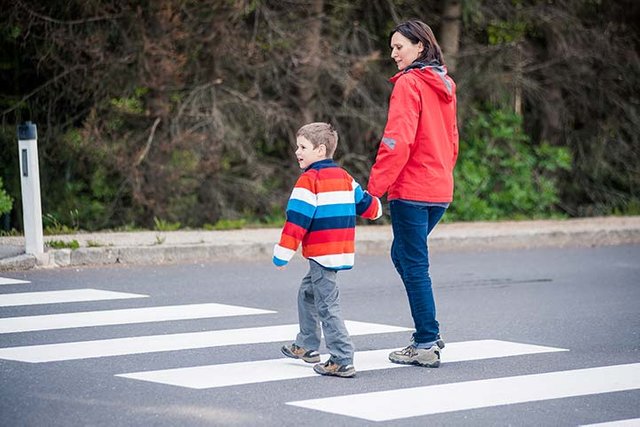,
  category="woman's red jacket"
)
[368,65,459,203]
